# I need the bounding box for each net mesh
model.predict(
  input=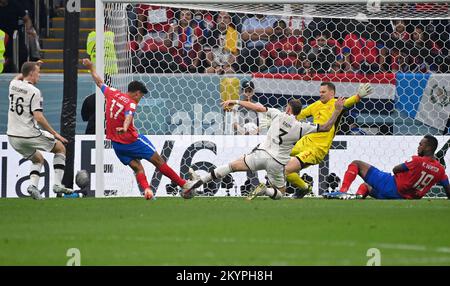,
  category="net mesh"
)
[100,2,450,198]
[154,2,450,20]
